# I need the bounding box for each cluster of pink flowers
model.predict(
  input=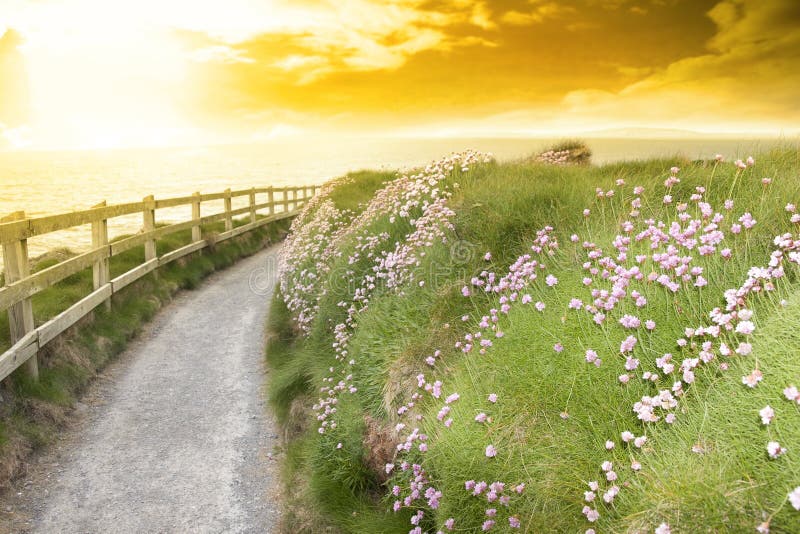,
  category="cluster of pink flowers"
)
[564,156,800,530]
[374,196,456,292]
[536,149,572,165]
[386,230,563,531]
[279,181,355,334]
[461,480,526,530]
[320,152,492,435]
[453,227,560,357]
